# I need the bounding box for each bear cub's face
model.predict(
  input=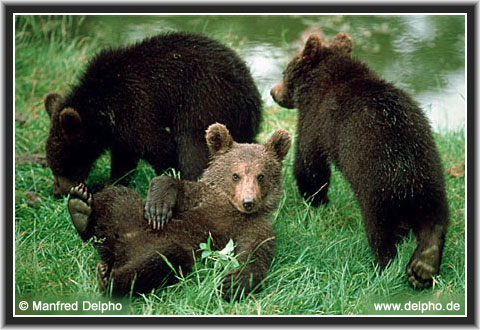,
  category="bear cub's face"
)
[270,32,353,108]
[44,92,93,196]
[203,123,291,214]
